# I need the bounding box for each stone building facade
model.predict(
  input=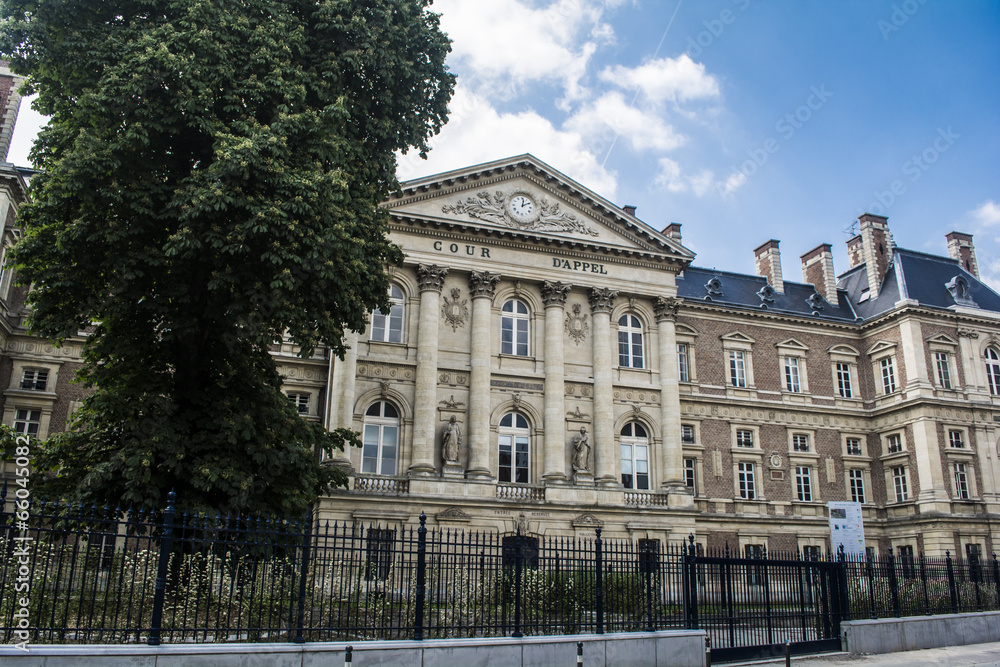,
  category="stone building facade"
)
[2,142,1000,558]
